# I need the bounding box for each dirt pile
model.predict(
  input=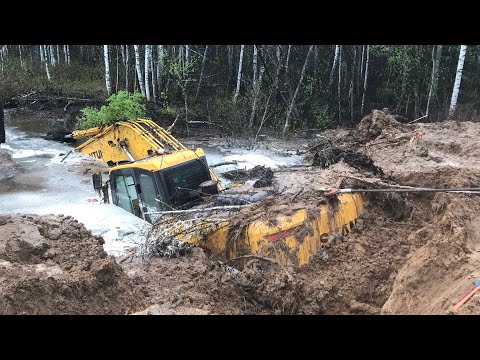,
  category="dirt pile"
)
[0,214,147,314]
[357,109,408,142]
